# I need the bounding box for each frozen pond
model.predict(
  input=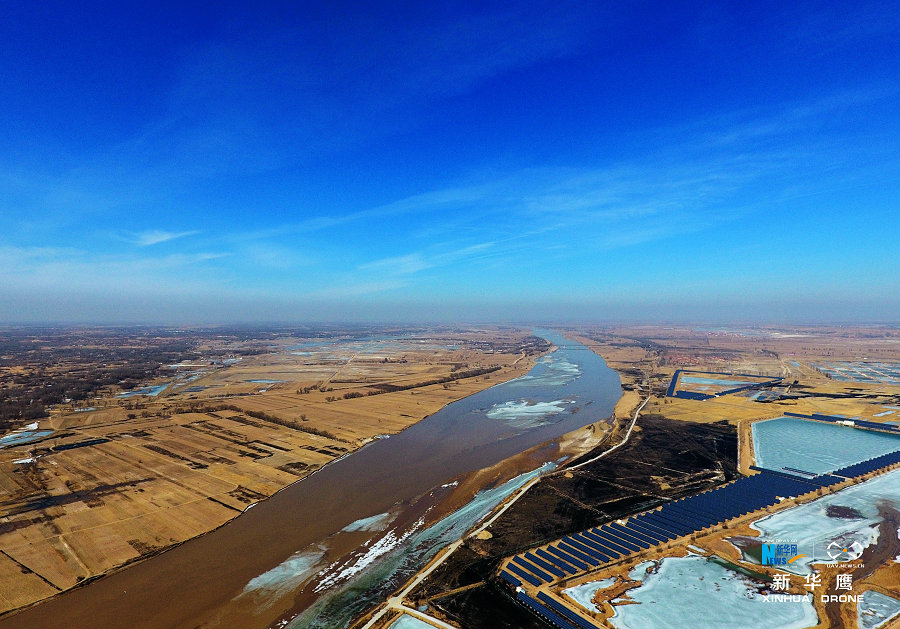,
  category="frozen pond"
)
[752,417,900,475]
[117,383,170,398]
[858,590,900,629]
[681,375,760,387]
[750,468,900,574]
[609,555,817,629]
[563,578,615,612]
[387,614,434,629]
[0,429,54,448]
